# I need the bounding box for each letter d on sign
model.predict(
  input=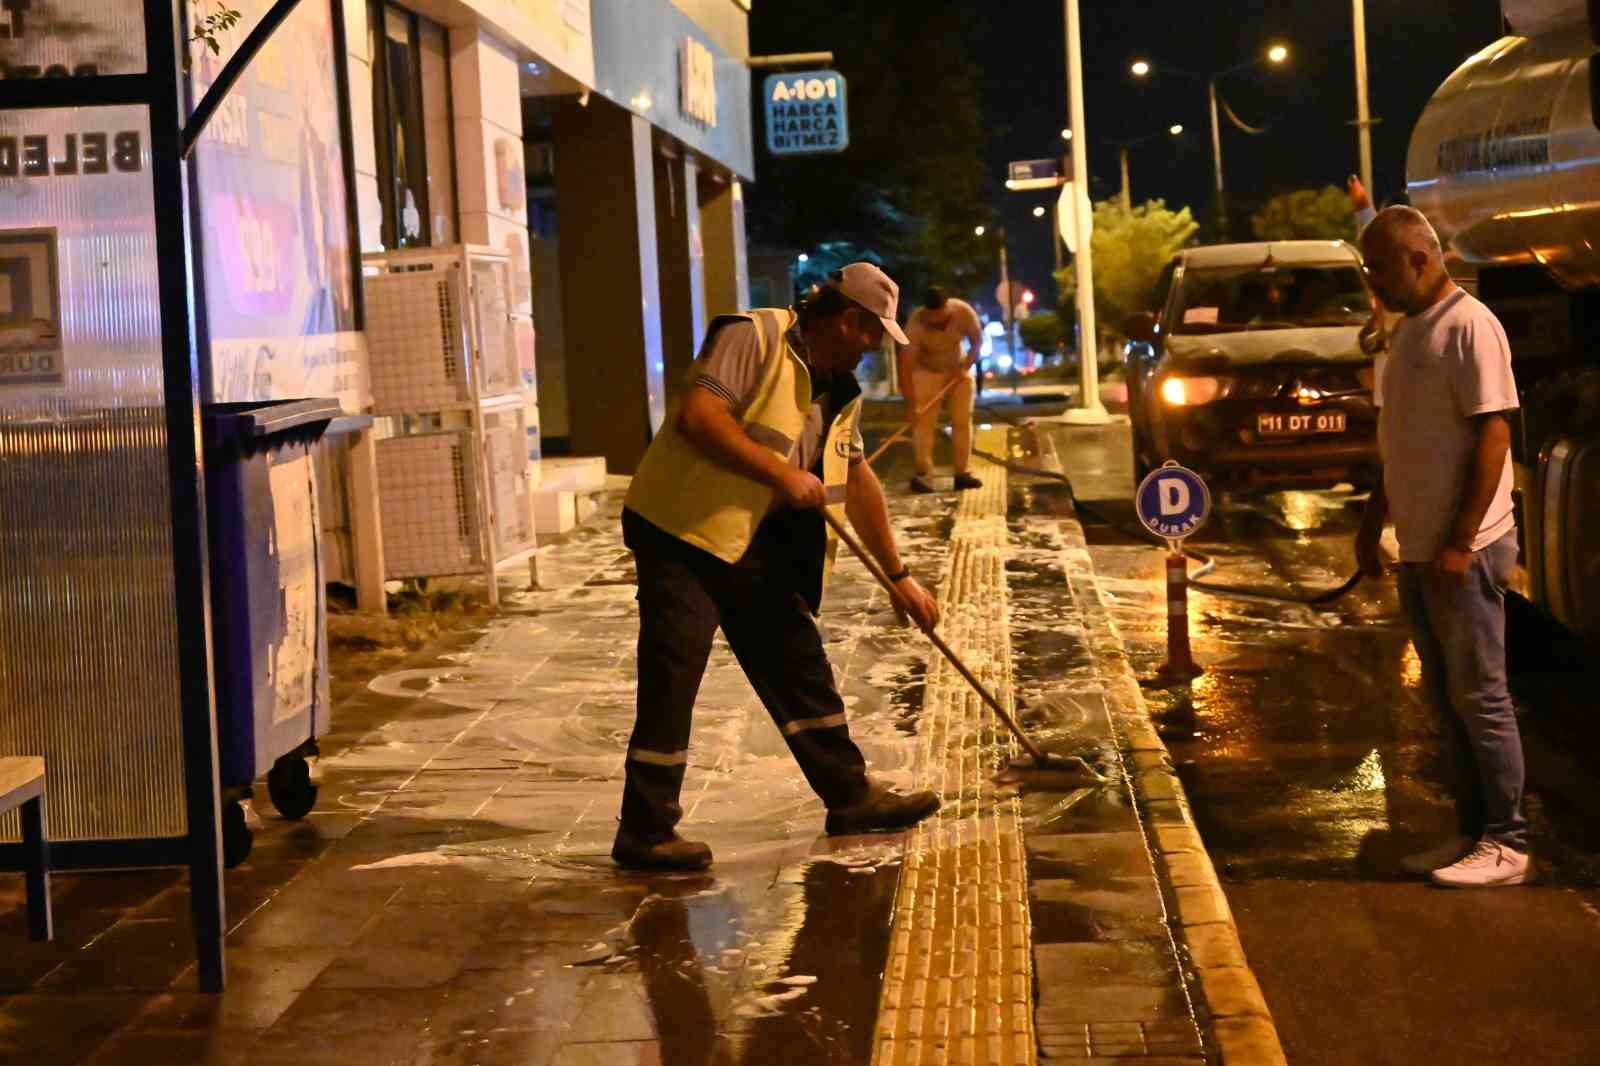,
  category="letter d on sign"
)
[1159,478,1190,516]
